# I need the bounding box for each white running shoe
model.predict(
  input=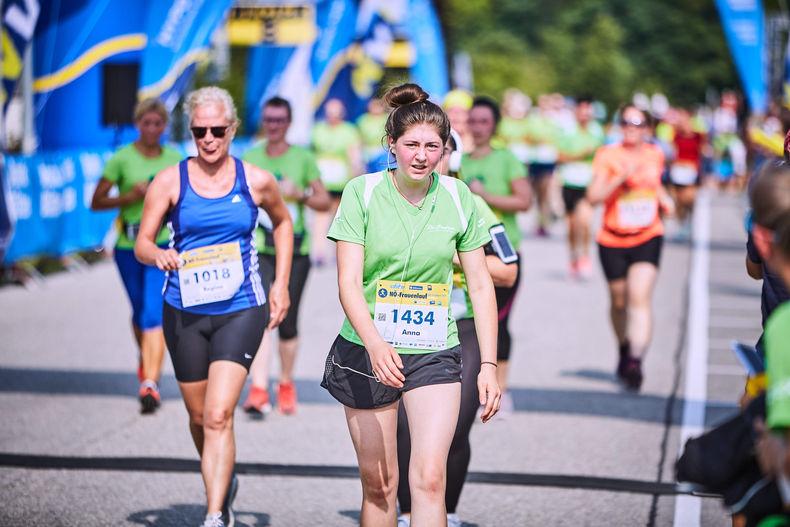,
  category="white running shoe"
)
[447,513,462,527]
[221,473,238,527]
[201,512,224,527]
[397,514,411,527]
